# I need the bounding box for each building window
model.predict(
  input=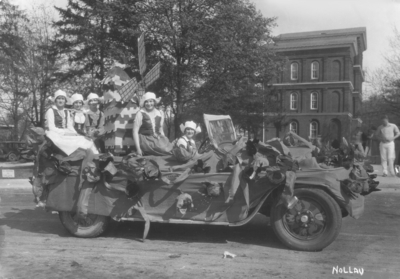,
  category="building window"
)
[310,92,318,110]
[311,61,319,79]
[290,92,298,110]
[310,121,318,139]
[332,60,341,81]
[289,121,298,134]
[291,62,298,80]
